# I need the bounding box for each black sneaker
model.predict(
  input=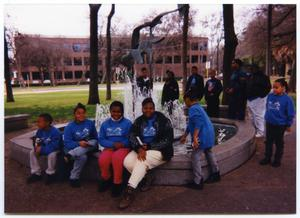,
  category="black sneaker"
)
[45,174,56,185]
[271,161,281,168]
[185,179,204,190]
[27,174,42,184]
[69,179,81,188]
[111,183,123,198]
[205,171,221,184]
[140,172,154,192]
[119,186,135,209]
[259,158,271,165]
[98,179,112,192]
